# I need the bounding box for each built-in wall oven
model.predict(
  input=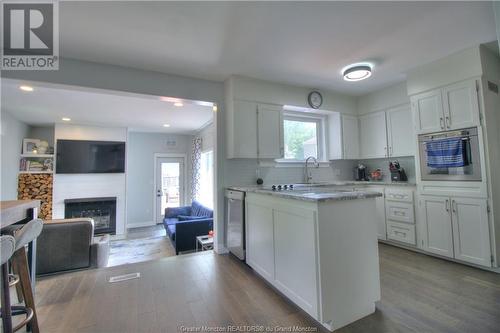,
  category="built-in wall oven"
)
[418,127,481,182]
